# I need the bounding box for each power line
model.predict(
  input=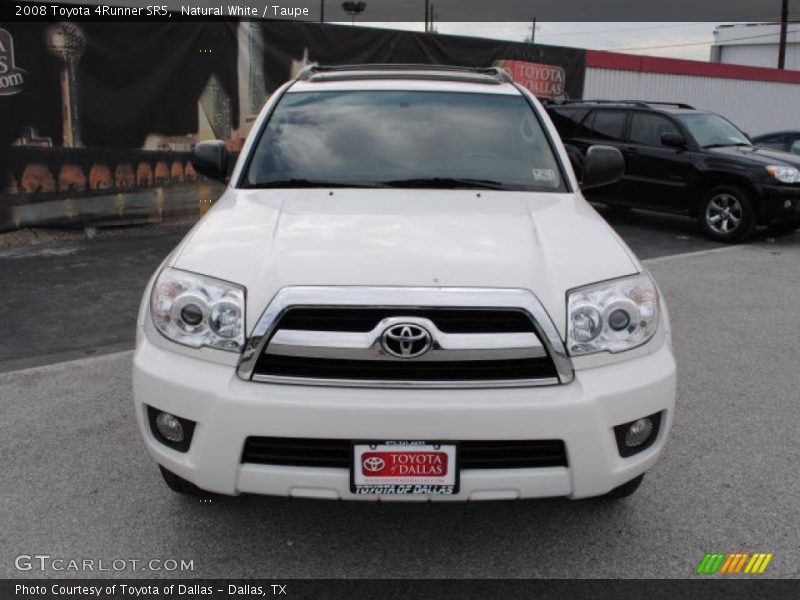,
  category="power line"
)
[616,26,800,51]
[538,22,708,38]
